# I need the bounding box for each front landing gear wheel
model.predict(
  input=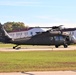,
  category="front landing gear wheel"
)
[64,44,68,48]
[55,45,59,48]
